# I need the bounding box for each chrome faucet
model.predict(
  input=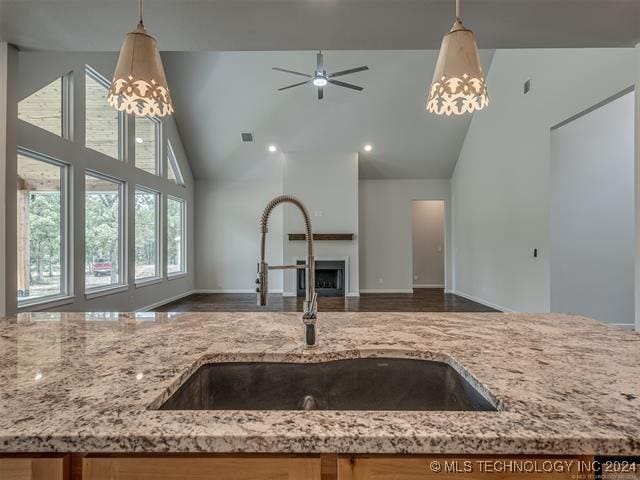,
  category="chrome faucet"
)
[256,195,318,347]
